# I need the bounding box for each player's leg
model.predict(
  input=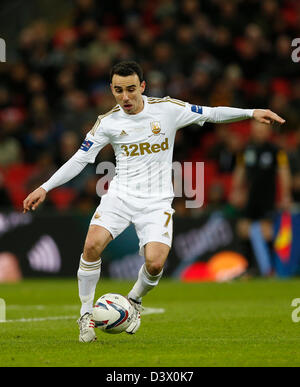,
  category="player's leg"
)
[77,192,131,342]
[126,242,170,334]
[77,225,112,342]
[78,225,112,317]
[129,204,174,303]
[128,241,170,303]
[126,205,174,334]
